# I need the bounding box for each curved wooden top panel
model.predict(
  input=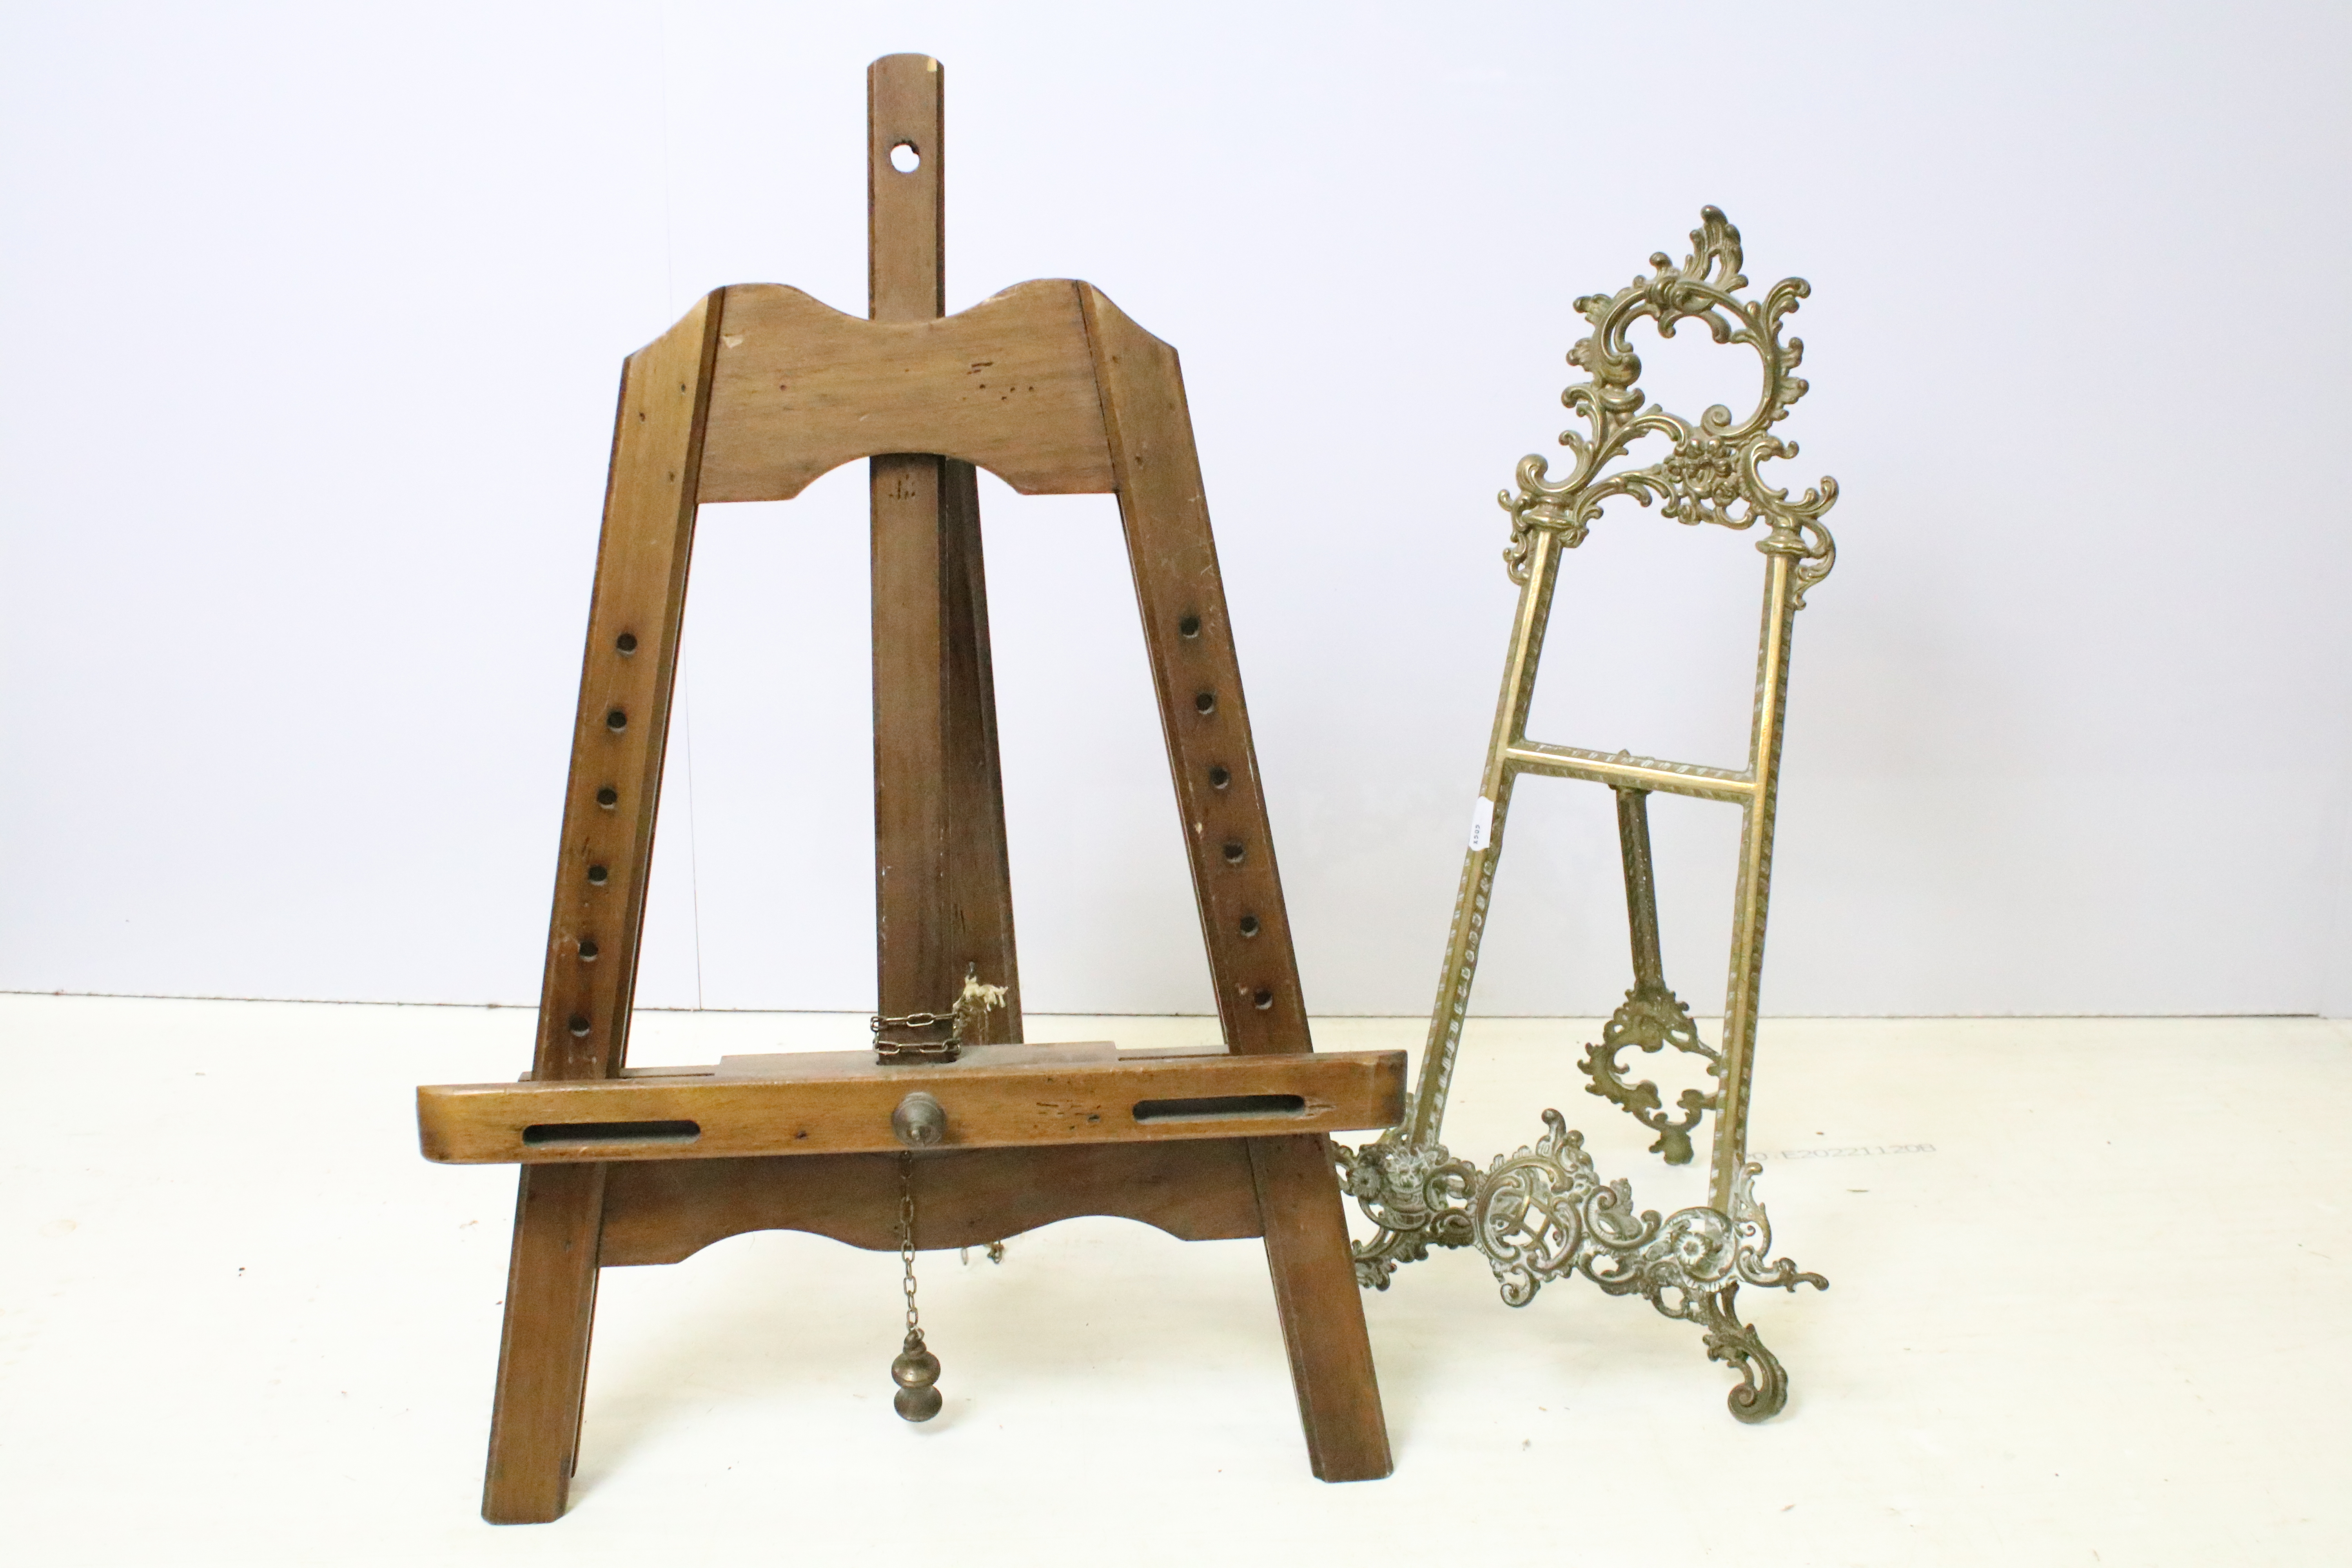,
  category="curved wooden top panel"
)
[695,278,1116,502]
